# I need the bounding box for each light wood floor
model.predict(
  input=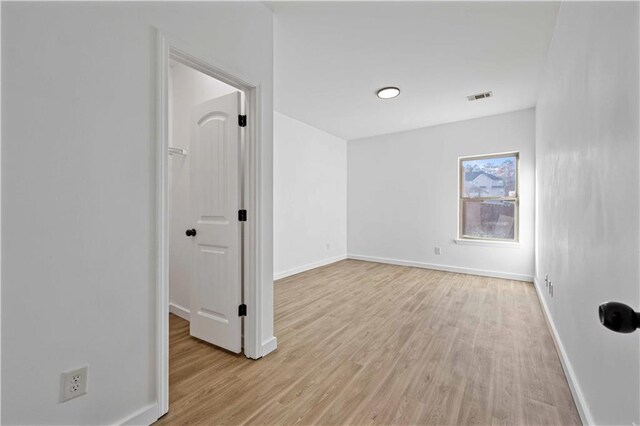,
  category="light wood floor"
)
[156,260,580,425]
